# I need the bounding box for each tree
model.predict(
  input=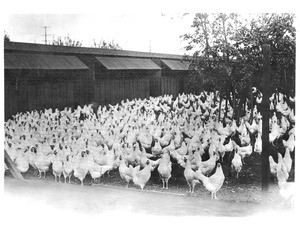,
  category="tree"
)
[93,39,122,50]
[52,35,82,47]
[182,13,295,119]
[4,31,10,42]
